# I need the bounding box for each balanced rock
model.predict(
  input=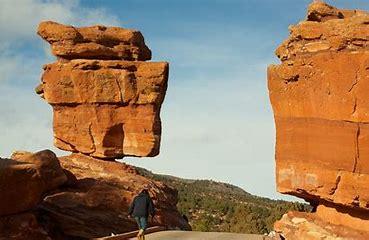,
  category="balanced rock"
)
[0,150,67,216]
[38,154,191,239]
[268,1,369,238]
[37,21,168,159]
